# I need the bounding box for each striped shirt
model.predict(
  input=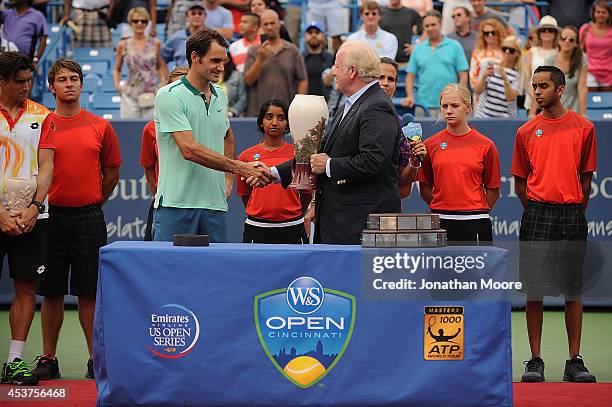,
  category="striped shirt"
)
[229,36,260,73]
[474,67,520,118]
